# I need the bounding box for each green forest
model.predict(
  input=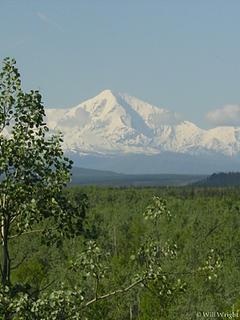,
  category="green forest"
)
[5,186,240,319]
[0,58,240,319]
